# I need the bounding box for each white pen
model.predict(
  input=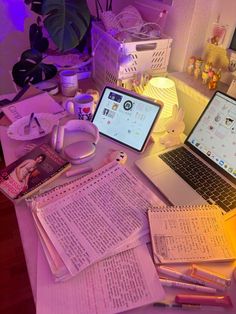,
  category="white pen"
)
[160,278,217,294]
[157,265,226,291]
[65,166,93,178]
